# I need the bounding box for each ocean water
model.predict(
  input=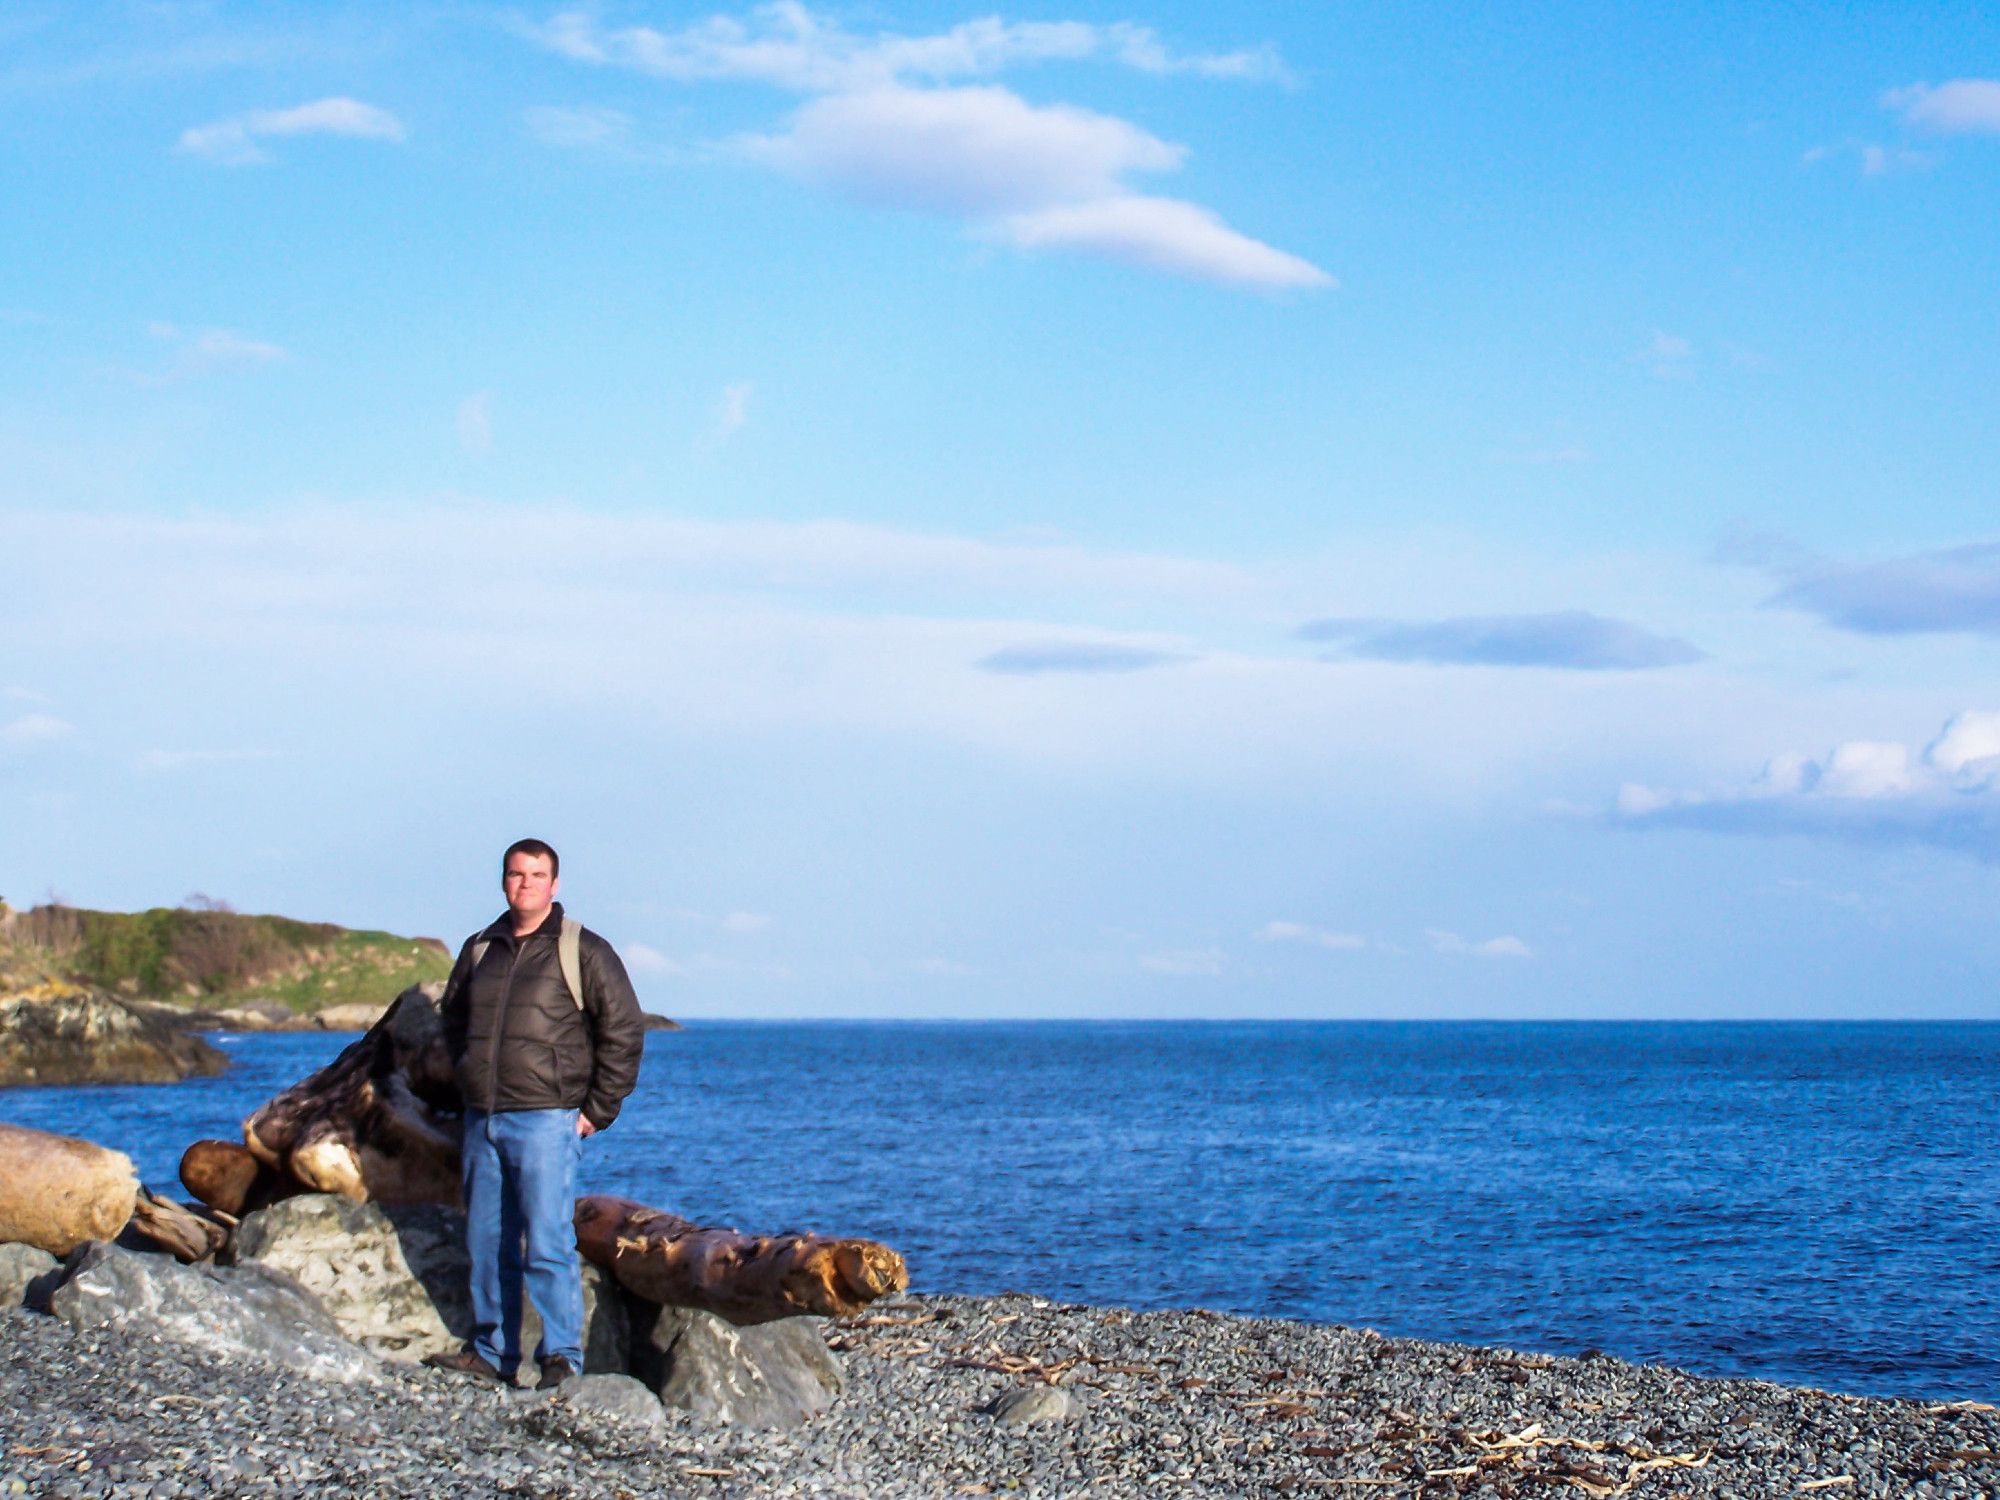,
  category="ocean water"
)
[4,1021,1996,1403]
